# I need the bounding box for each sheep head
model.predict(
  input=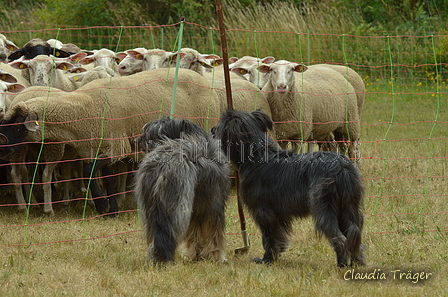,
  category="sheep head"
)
[0,104,38,161]
[259,60,307,92]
